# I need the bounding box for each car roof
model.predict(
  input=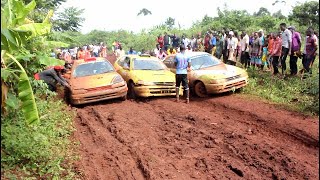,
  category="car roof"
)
[167,52,211,59]
[73,57,109,66]
[127,55,159,61]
